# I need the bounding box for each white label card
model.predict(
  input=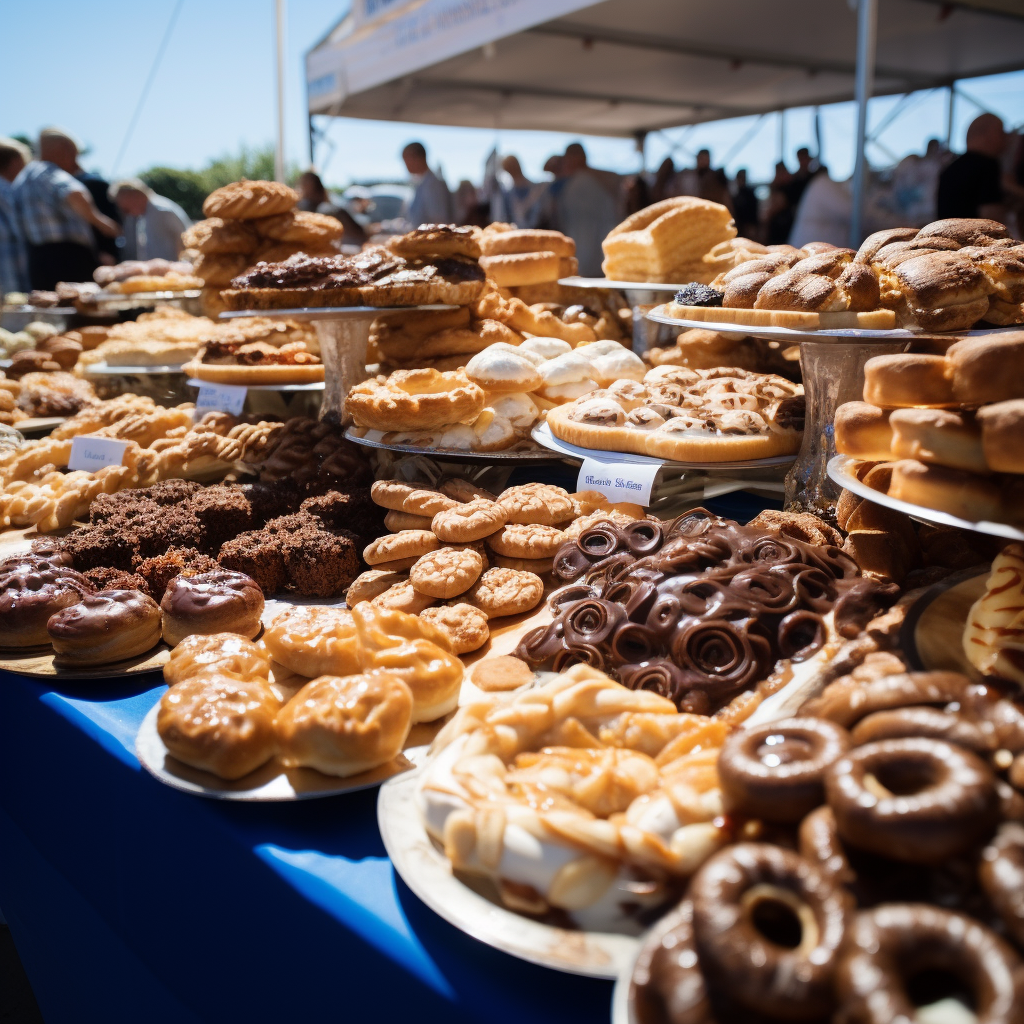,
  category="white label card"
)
[195,383,247,417]
[577,458,661,505]
[68,436,131,471]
